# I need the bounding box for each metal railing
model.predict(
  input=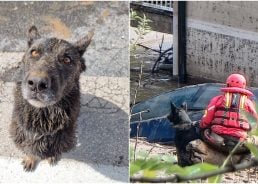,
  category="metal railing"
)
[142,1,173,11]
